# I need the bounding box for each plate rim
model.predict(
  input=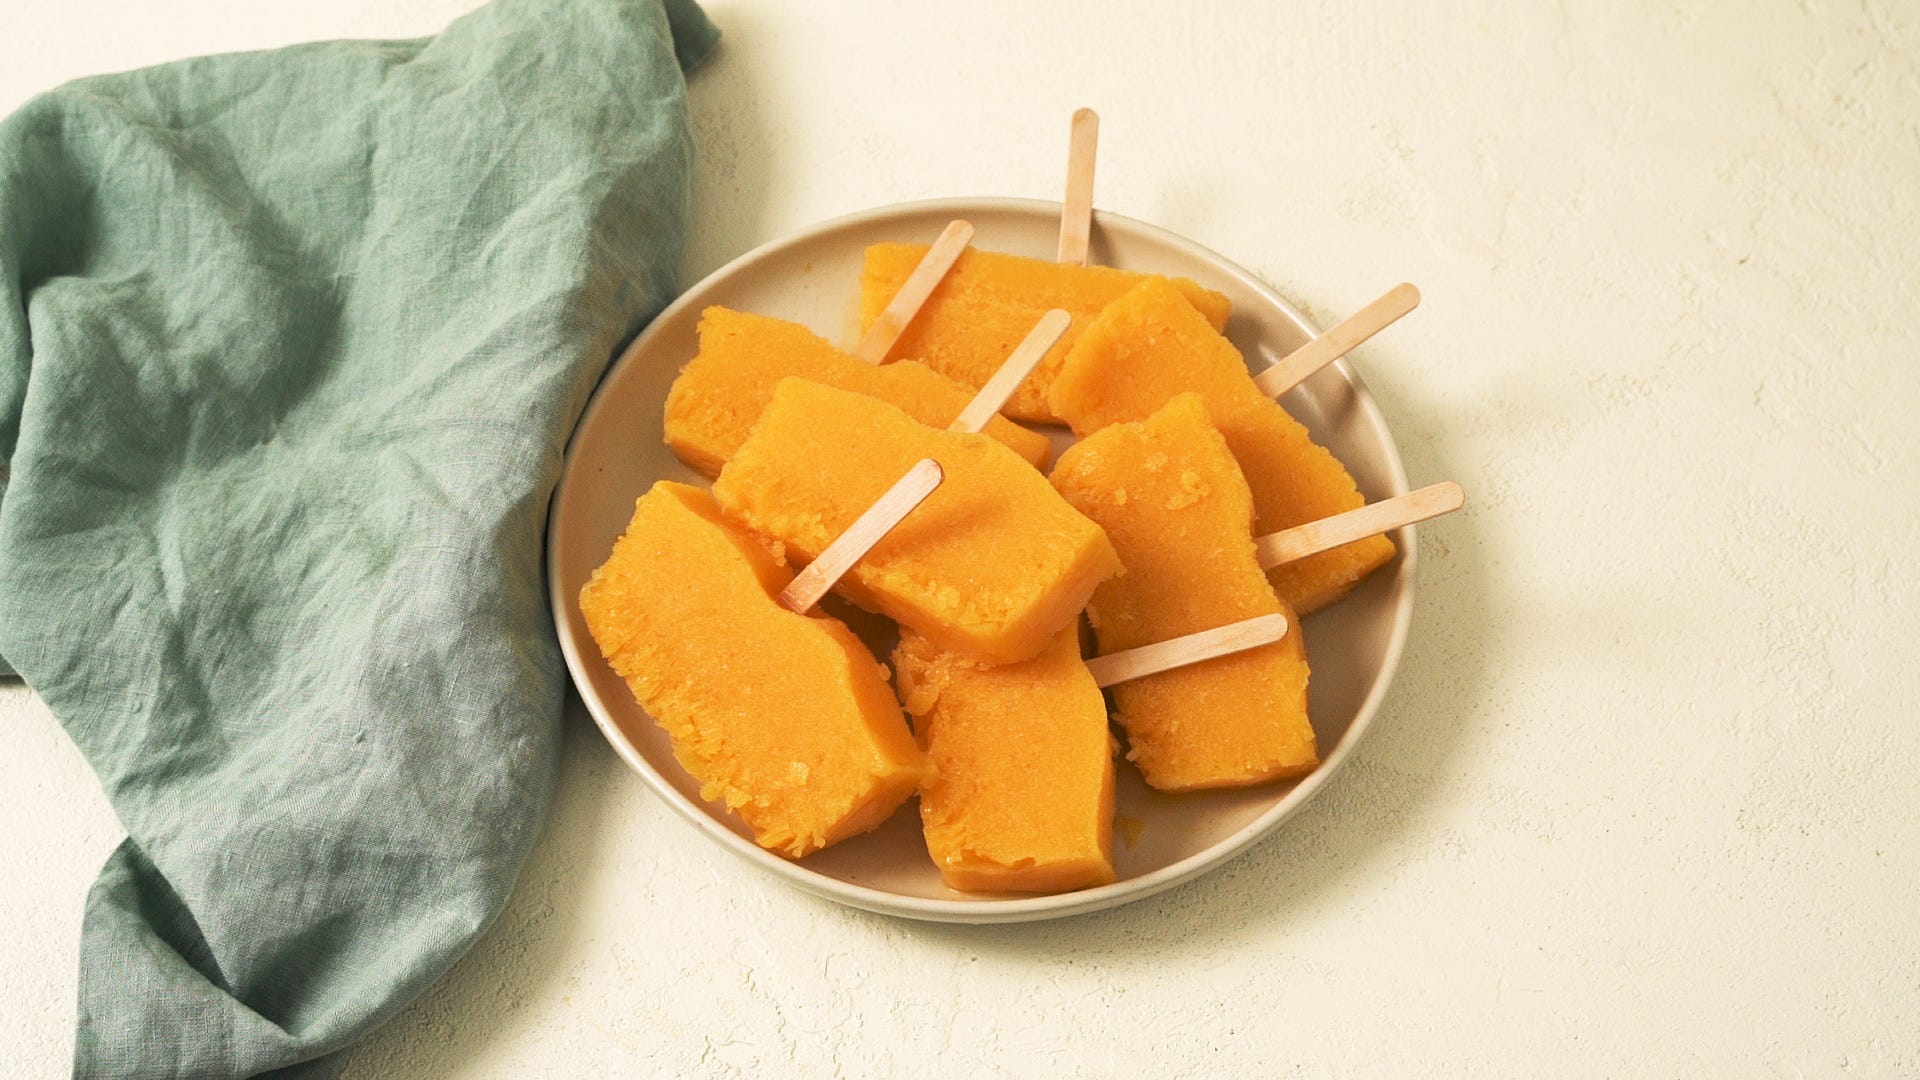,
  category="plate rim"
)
[547,195,1417,924]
